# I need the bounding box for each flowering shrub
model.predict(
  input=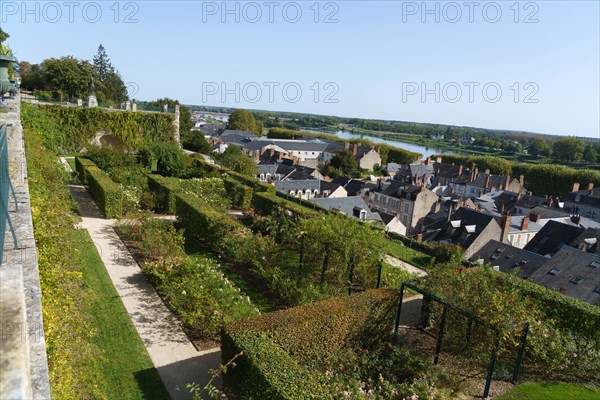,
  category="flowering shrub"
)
[144,258,259,338]
[117,211,185,265]
[178,177,230,211]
